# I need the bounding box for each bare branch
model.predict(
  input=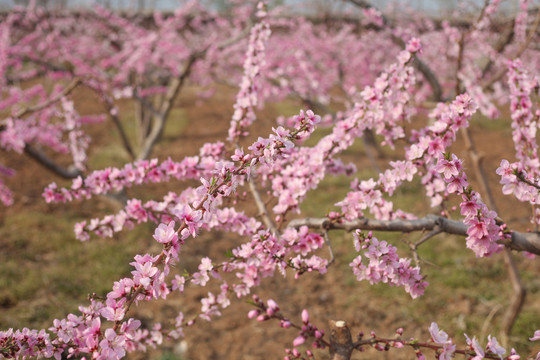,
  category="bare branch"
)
[322,228,335,264]
[24,144,82,179]
[288,215,540,255]
[413,228,442,249]
[95,91,136,160]
[136,53,199,161]
[516,172,540,189]
[248,176,278,234]
[10,79,85,179]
